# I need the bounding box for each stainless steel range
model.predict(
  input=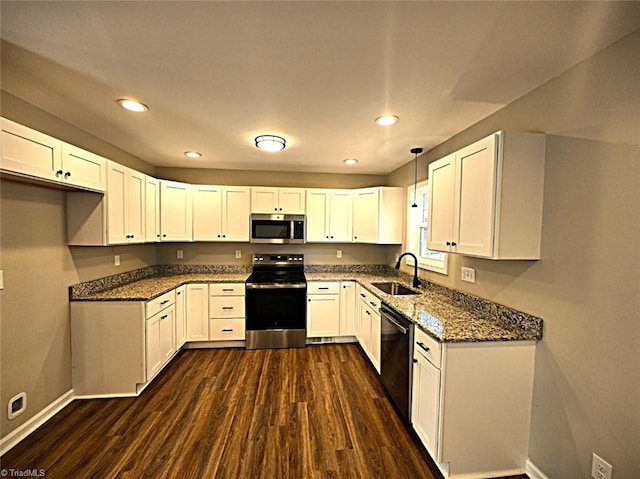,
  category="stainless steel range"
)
[245,254,307,349]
